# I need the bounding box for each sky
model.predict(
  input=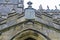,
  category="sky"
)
[24,0,60,9]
